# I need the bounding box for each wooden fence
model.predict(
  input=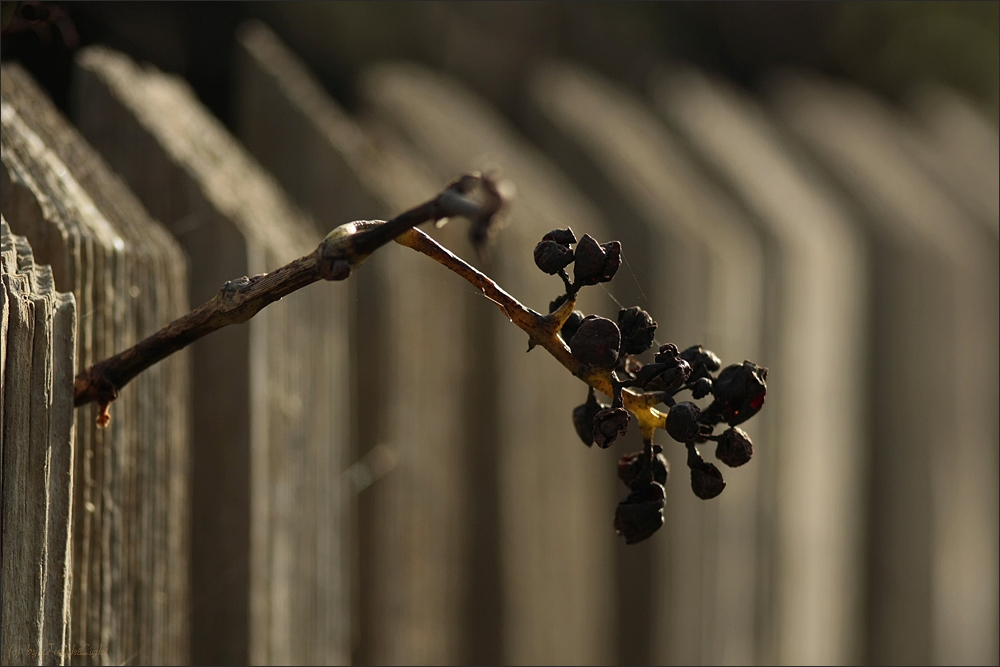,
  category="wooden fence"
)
[1,18,996,666]
[1,216,76,666]
[2,61,190,666]
[73,46,352,667]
